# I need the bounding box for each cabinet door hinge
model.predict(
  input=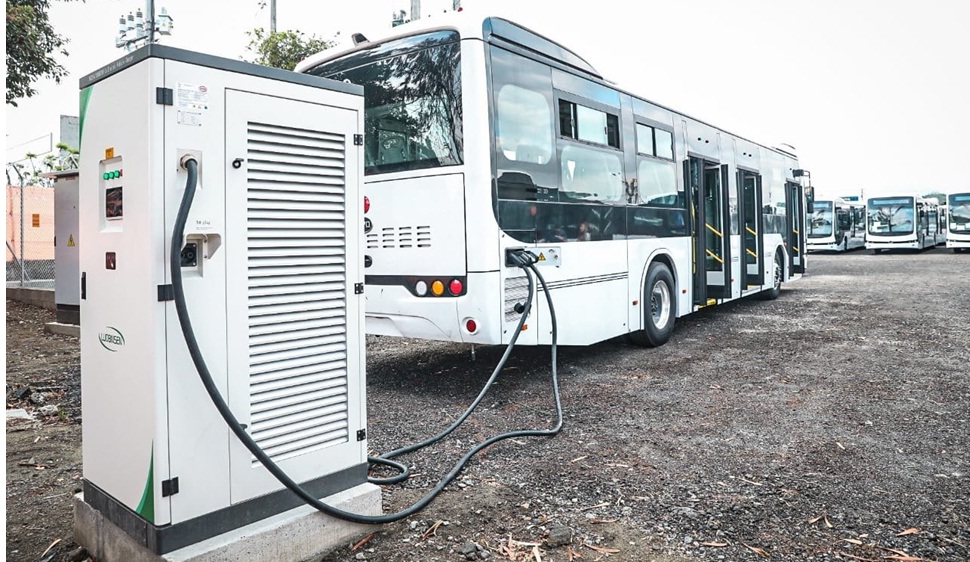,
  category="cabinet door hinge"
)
[356,429,367,442]
[353,134,364,146]
[156,87,174,106]
[354,283,364,294]
[162,477,180,497]
[157,284,174,301]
